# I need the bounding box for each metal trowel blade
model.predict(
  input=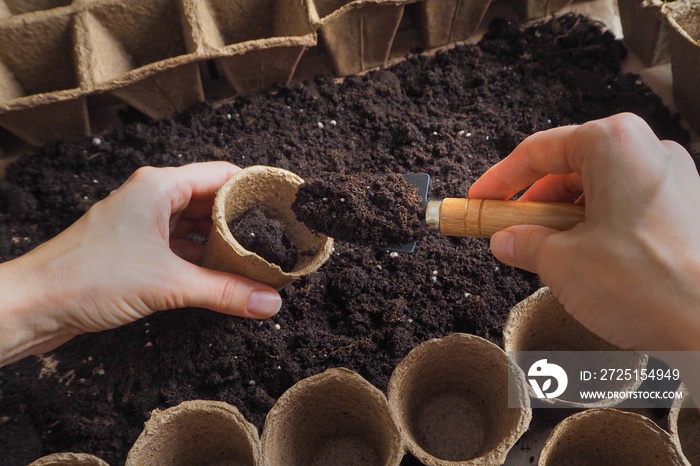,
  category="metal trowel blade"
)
[385,173,430,253]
